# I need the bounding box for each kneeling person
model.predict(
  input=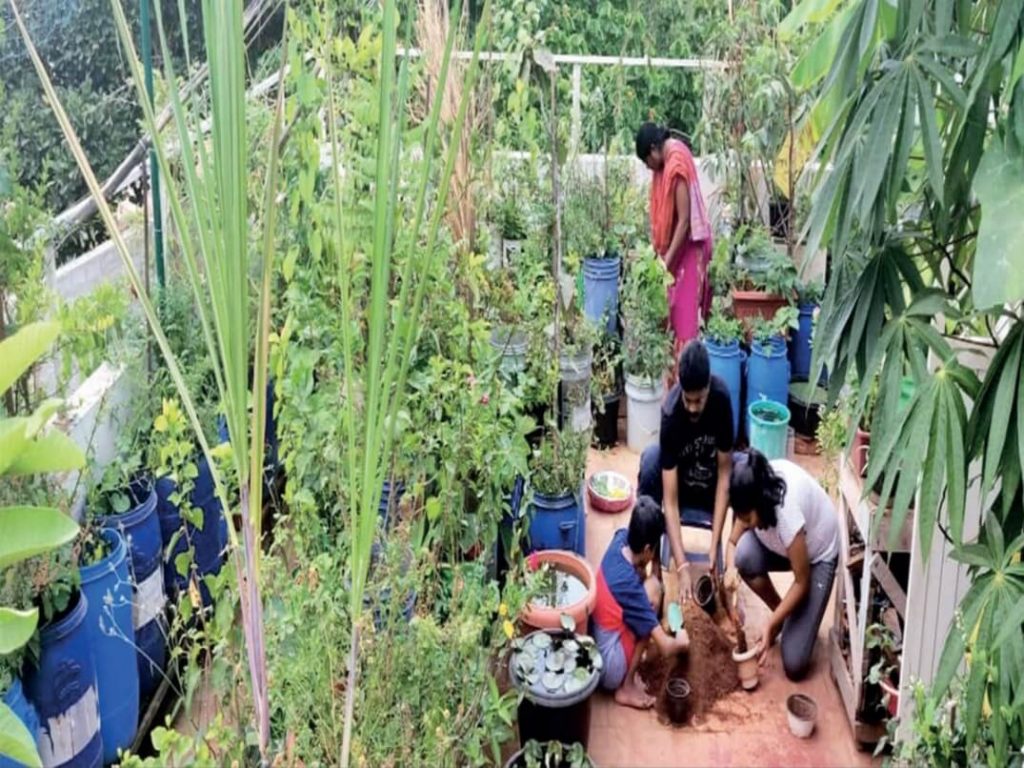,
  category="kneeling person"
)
[591,496,690,709]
